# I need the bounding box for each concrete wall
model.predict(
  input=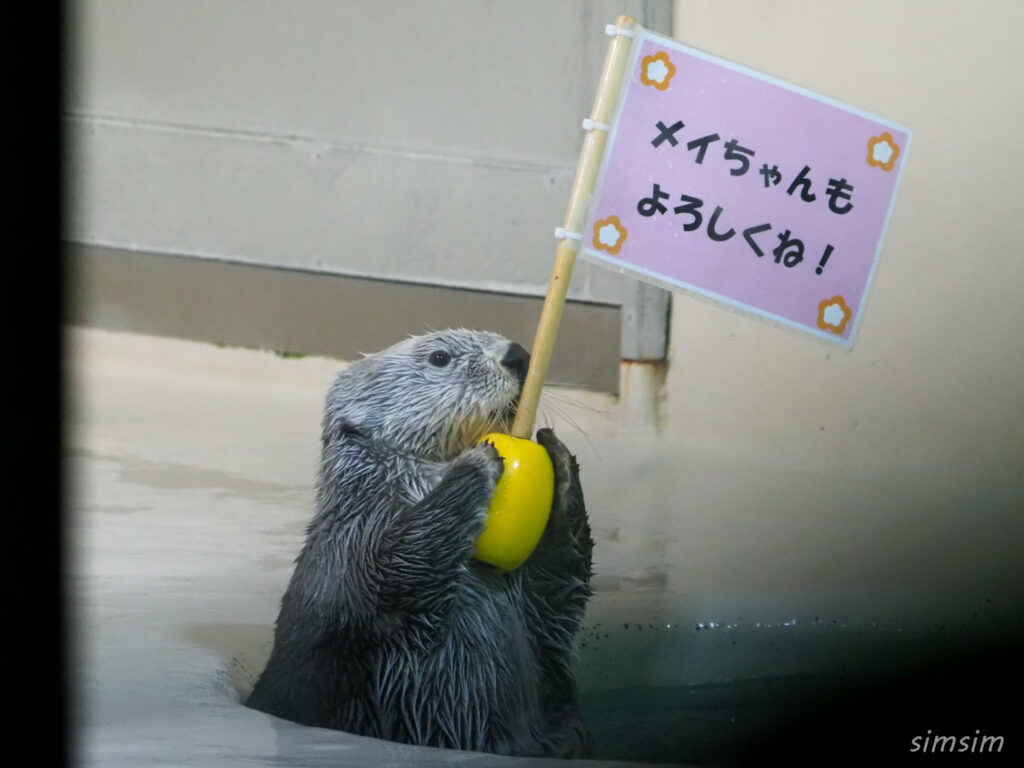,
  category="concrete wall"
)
[65,0,1022,631]
[523,0,1024,693]
[561,0,1024,676]
[664,0,1022,495]
[65,0,670,302]
[64,1,1023,491]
